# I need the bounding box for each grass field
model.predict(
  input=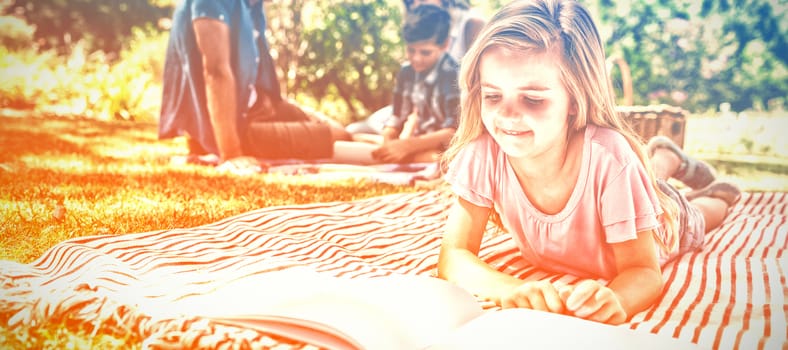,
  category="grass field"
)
[0,114,417,264]
[0,111,786,348]
[683,113,788,190]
